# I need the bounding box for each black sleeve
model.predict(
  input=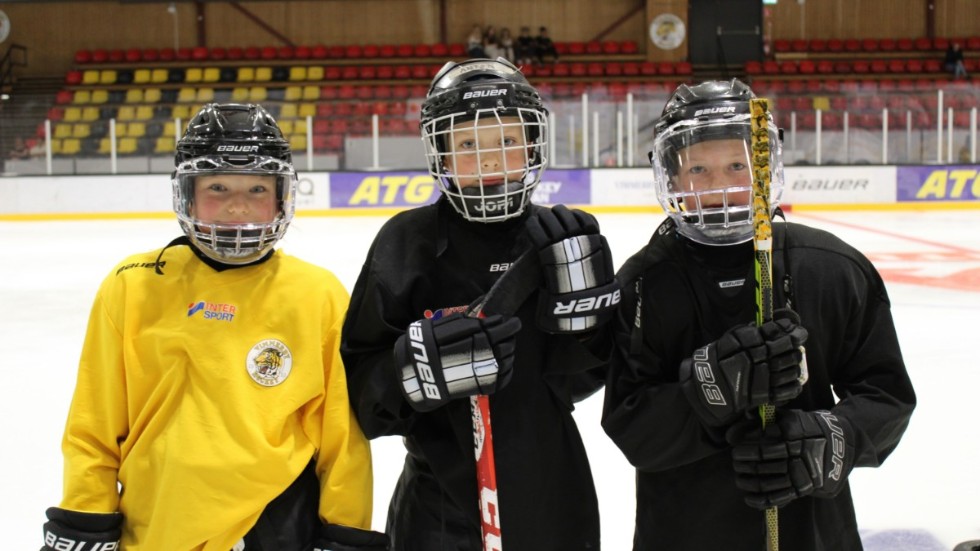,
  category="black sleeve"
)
[340,240,419,439]
[812,242,916,470]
